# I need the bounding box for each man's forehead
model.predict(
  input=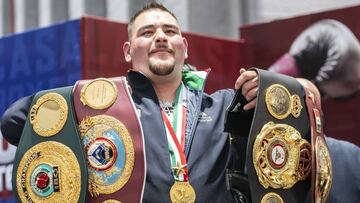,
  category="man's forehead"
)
[133,9,179,29]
